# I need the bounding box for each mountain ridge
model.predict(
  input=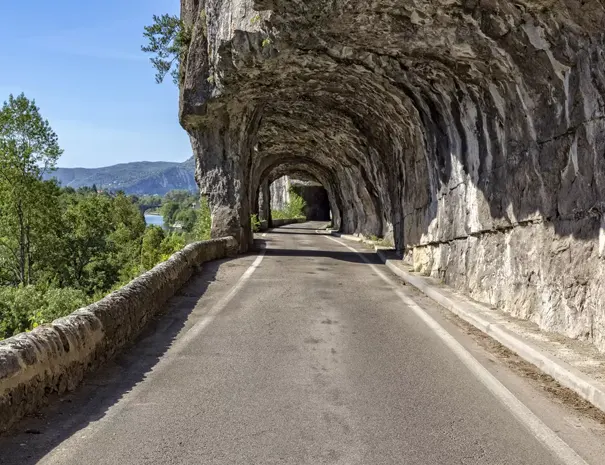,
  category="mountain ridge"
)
[45,157,197,195]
